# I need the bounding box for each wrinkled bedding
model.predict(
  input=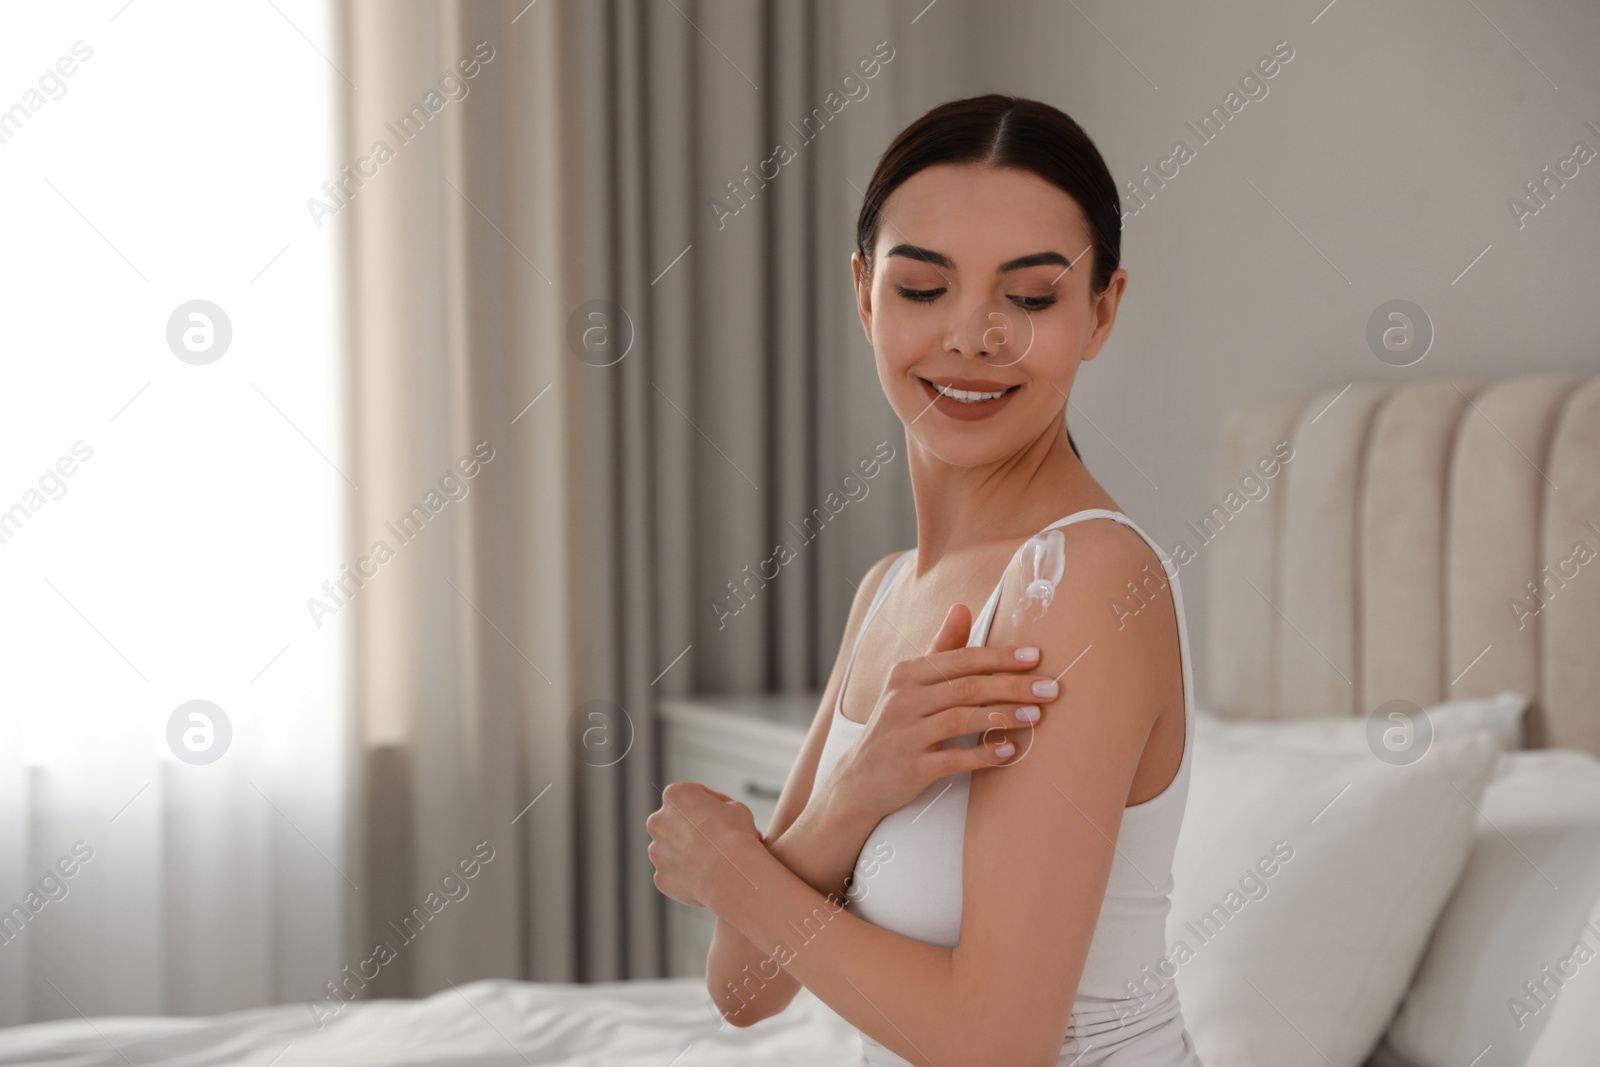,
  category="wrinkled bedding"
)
[0,977,862,1066]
